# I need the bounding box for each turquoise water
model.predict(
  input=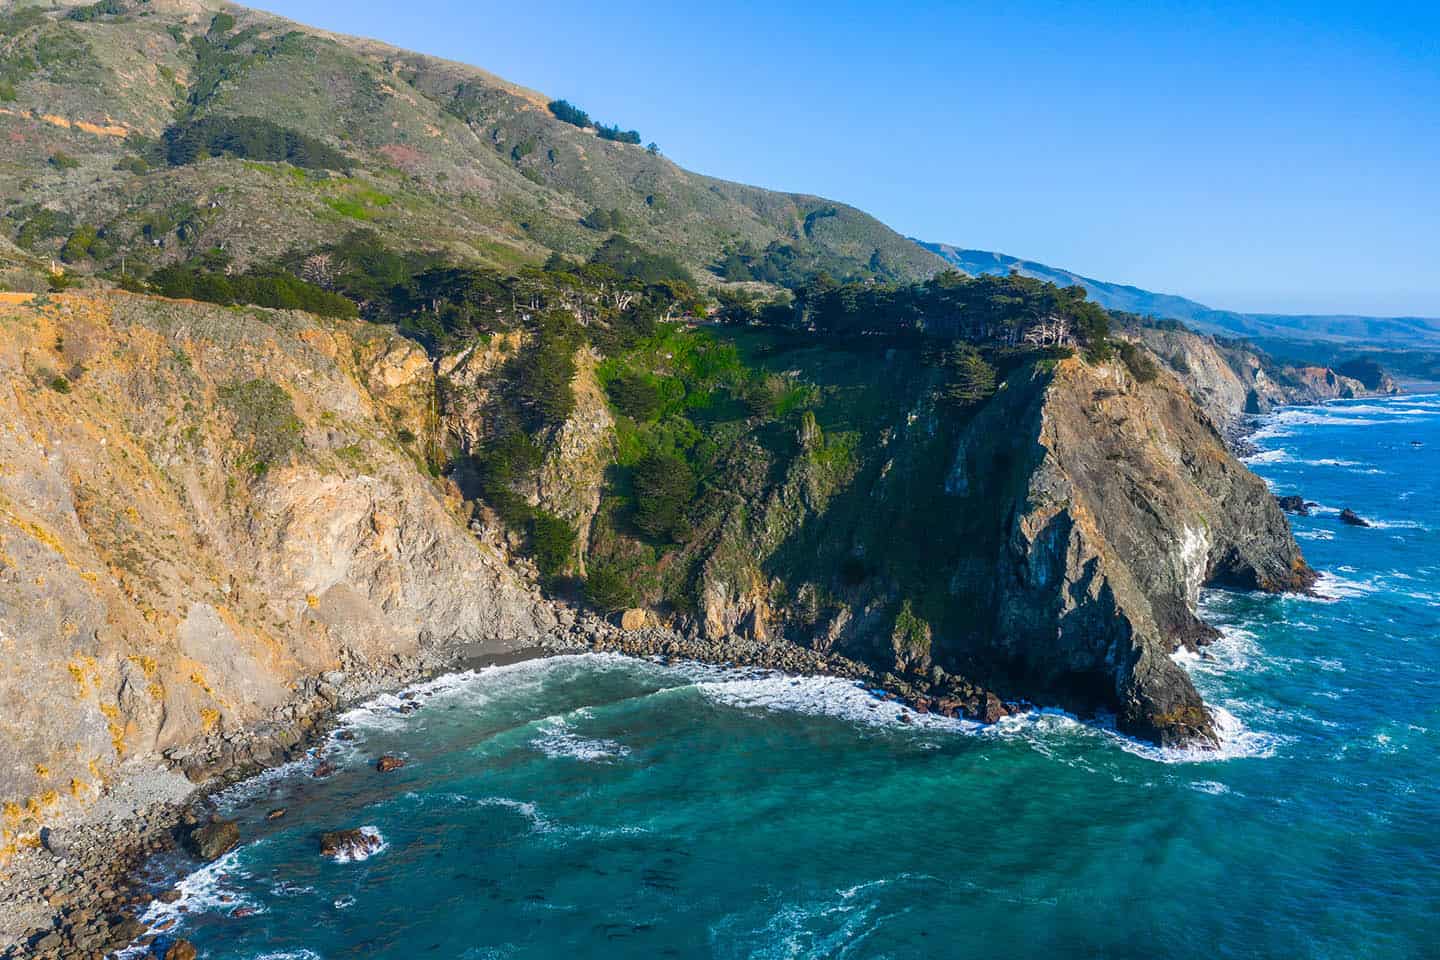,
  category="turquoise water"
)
[133,394,1440,960]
